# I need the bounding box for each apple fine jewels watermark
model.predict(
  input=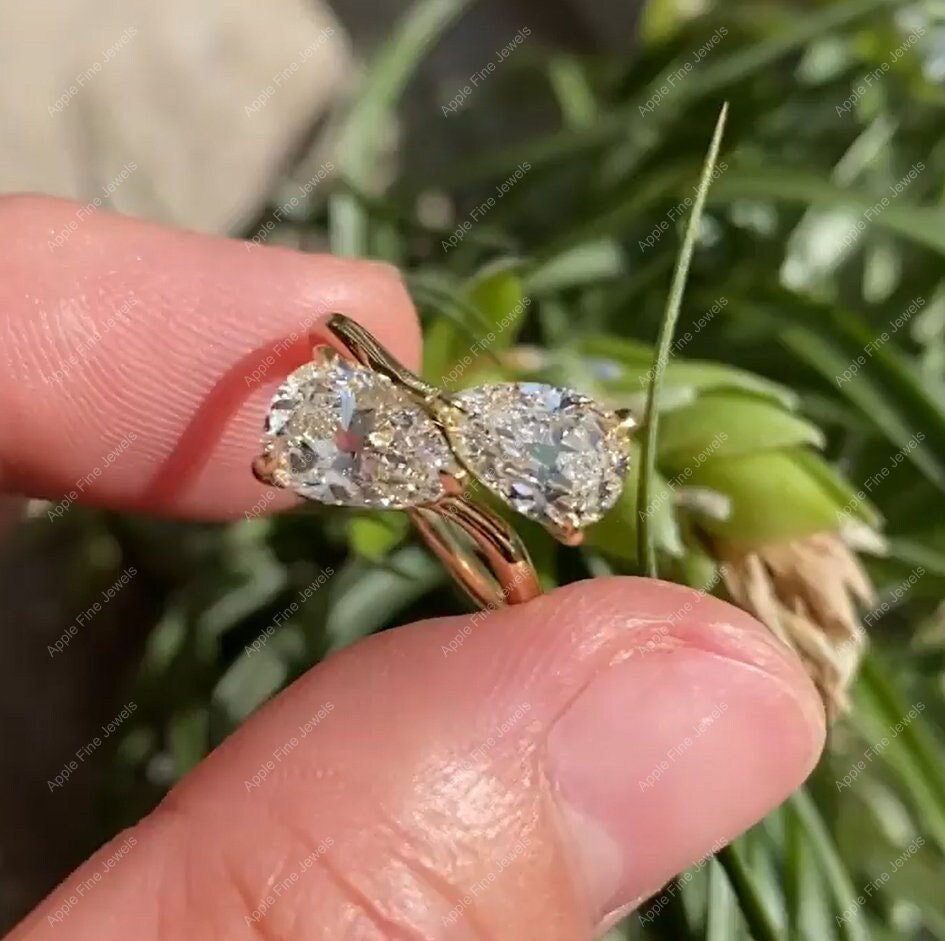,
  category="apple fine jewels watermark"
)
[48,27,138,115]
[835,836,926,926]
[863,566,925,626]
[839,162,924,251]
[244,28,336,116]
[244,838,335,927]
[244,702,336,792]
[835,25,926,116]
[638,27,728,115]
[48,161,139,251]
[440,836,532,927]
[835,702,926,791]
[47,702,139,792]
[439,296,532,388]
[442,162,531,251]
[48,566,138,658]
[46,834,138,926]
[638,702,729,791]
[46,432,138,521]
[639,161,728,250]
[244,567,335,657]
[637,839,726,924]
[836,296,924,386]
[243,310,328,388]
[42,294,140,385]
[835,431,926,526]
[245,163,335,248]
[440,566,534,657]
[441,27,531,115]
